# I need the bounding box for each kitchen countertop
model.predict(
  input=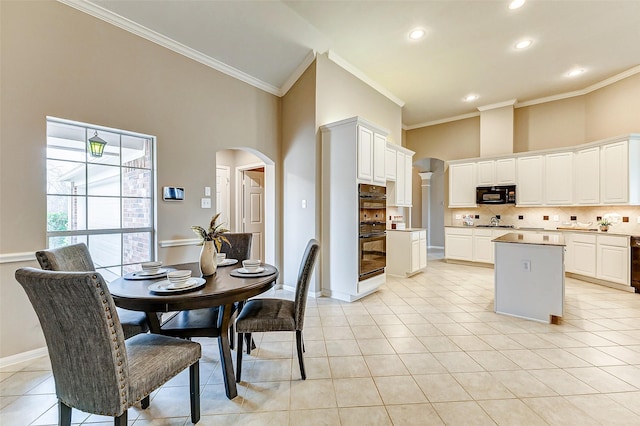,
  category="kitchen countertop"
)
[493,232,565,246]
[445,225,633,237]
[387,228,426,232]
